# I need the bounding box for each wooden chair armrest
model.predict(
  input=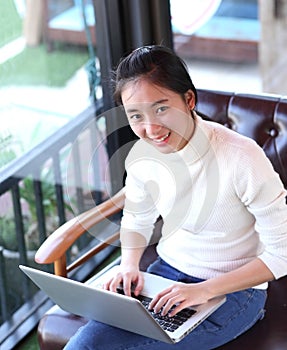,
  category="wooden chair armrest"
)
[35,189,125,275]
